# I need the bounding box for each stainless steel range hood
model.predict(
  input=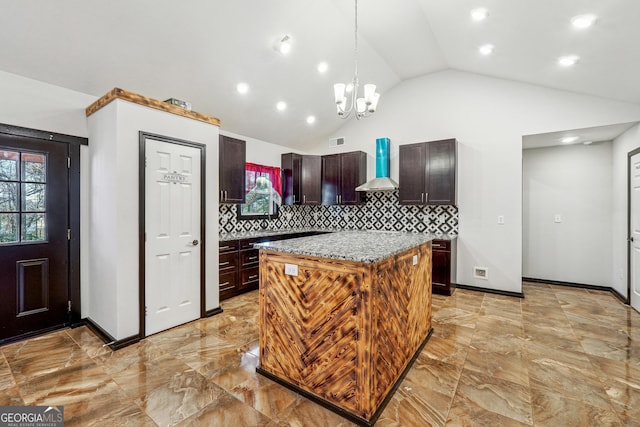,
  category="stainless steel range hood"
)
[355,137,398,192]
